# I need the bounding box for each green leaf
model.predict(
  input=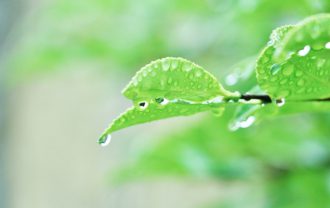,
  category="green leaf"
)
[99,57,239,144]
[256,14,330,100]
[123,57,237,102]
